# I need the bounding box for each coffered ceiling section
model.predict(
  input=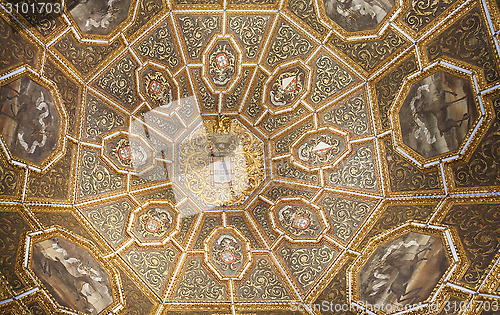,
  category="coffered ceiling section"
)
[0,0,499,314]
